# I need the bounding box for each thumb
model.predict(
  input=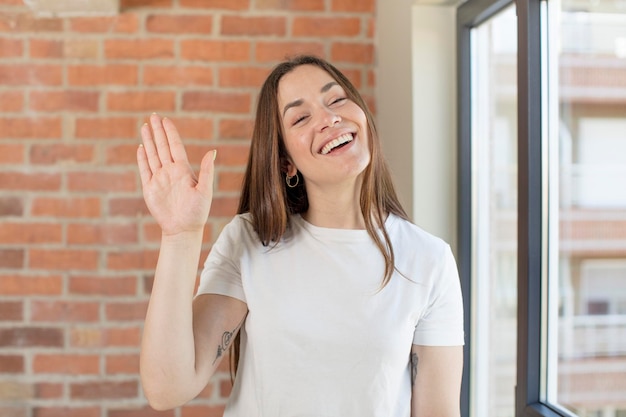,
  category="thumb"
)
[196,149,217,195]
